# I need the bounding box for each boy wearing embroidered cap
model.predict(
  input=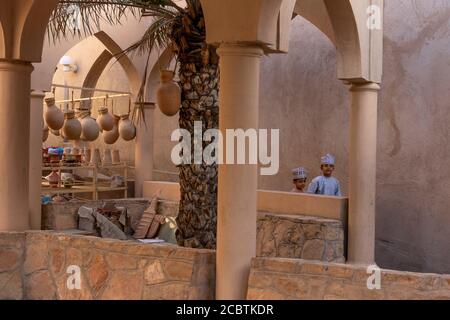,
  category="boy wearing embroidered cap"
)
[291,167,308,193]
[307,154,342,196]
